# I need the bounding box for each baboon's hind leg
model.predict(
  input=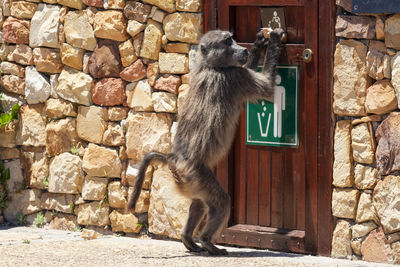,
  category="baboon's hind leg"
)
[197,167,231,256]
[181,198,206,253]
